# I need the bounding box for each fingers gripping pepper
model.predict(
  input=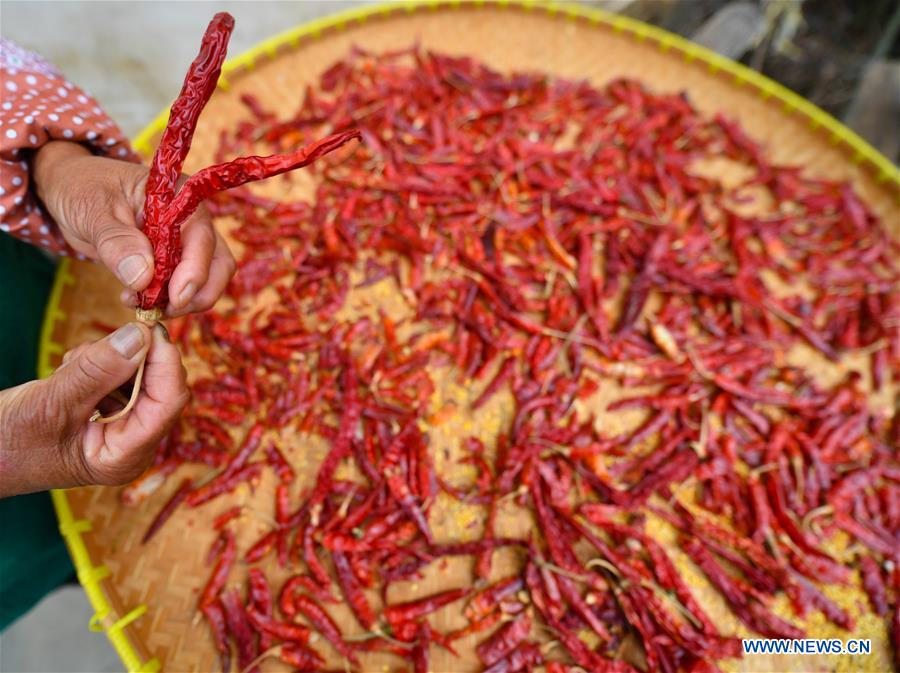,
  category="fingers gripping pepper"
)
[94,12,358,424]
[138,13,359,312]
